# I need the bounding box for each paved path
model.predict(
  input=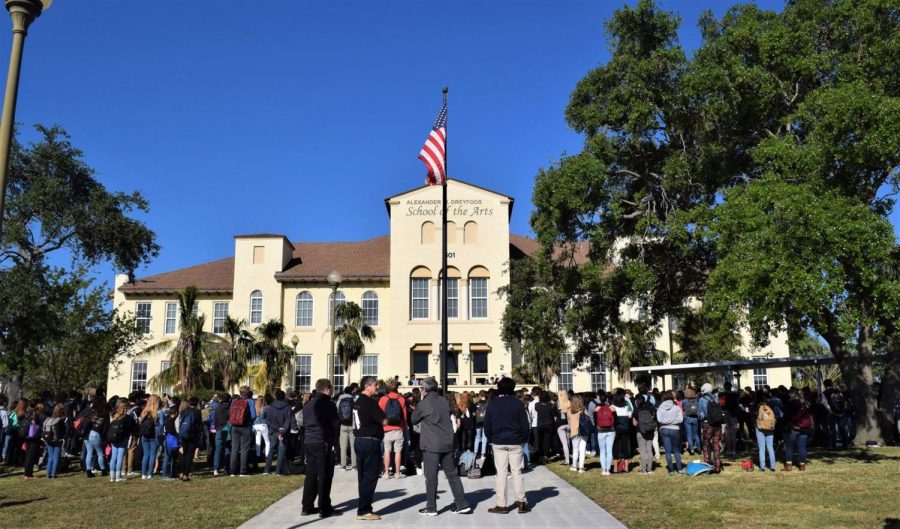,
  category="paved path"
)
[239,464,625,529]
